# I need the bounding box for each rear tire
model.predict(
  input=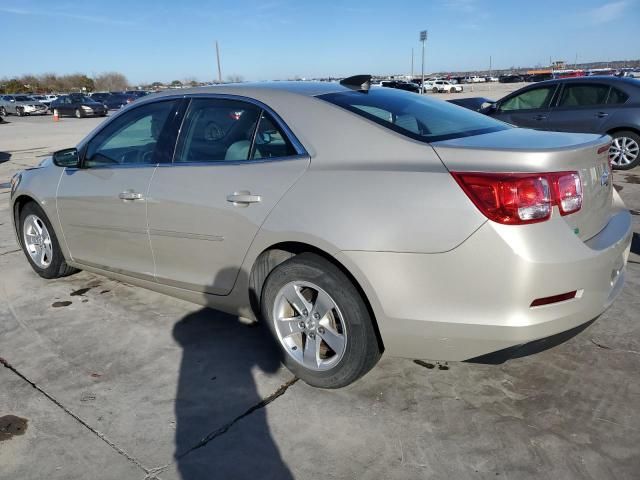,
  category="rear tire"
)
[19,202,78,279]
[261,253,381,388]
[609,130,640,170]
